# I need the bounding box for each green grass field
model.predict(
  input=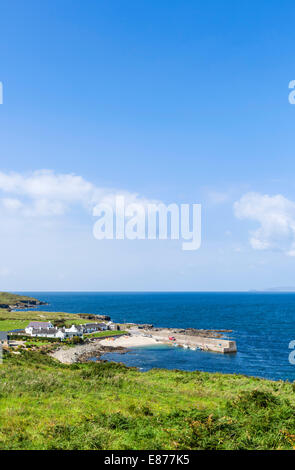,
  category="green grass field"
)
[86,330,127,338]
[0,320,29,331]
[25,340,48,346]
[1,350,295,450]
